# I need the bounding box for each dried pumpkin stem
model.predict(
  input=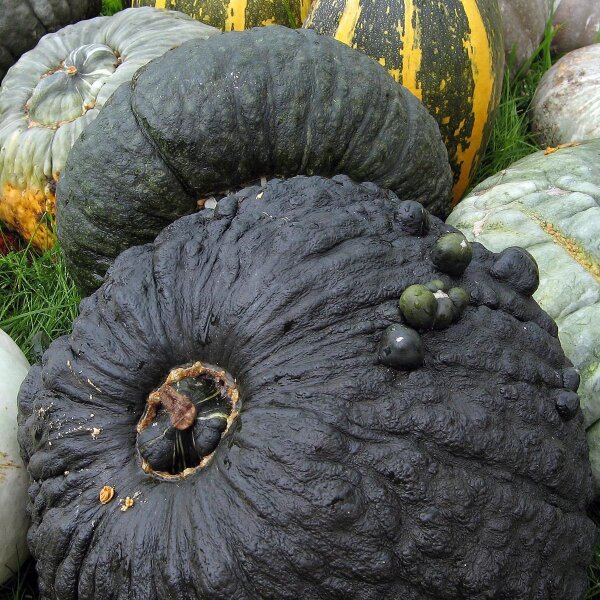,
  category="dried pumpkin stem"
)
[158,385,197,431]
